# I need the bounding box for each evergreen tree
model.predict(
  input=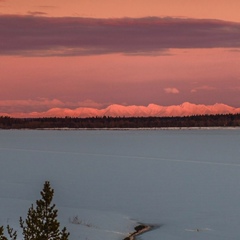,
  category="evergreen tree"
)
[0,225,17,240]
[7,226,17,240]
[0,226,8,240]
[19,181,70,240]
